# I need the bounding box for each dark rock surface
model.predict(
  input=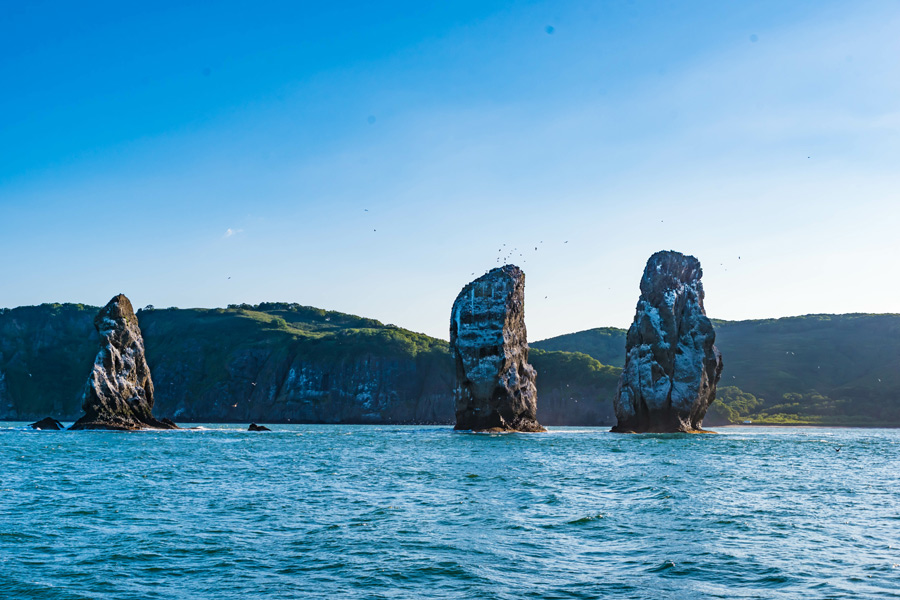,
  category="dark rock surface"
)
[29,417,64,430]
[248,423,271,431]
[450,265,544,432]
[70,295,178,431]
[0,370,13,420]
[613,251,723,433]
